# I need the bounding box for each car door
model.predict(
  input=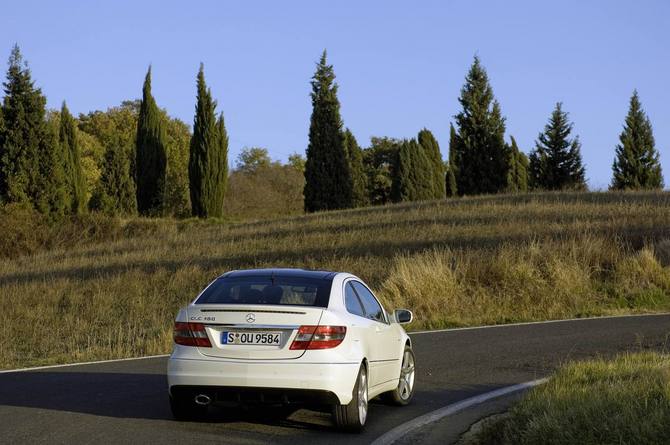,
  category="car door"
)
[350,280,402,388]
[343,281,385,387]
